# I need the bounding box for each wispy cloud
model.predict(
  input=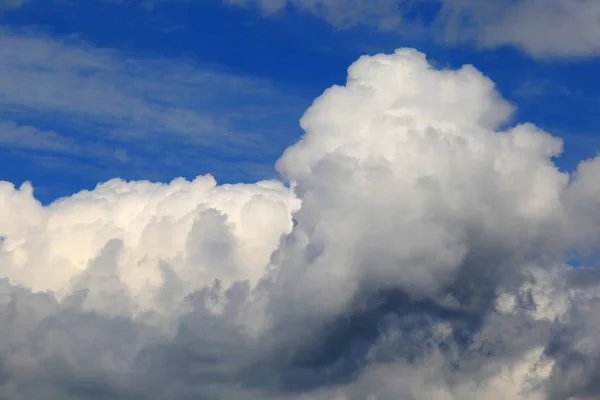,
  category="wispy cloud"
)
[0,29,301,177]
[0,0,28,10]
[0,30,284,142]
[0,119,79,153]
[224,0,600,59]
[439,0,600,58]
[0,119,131,162]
